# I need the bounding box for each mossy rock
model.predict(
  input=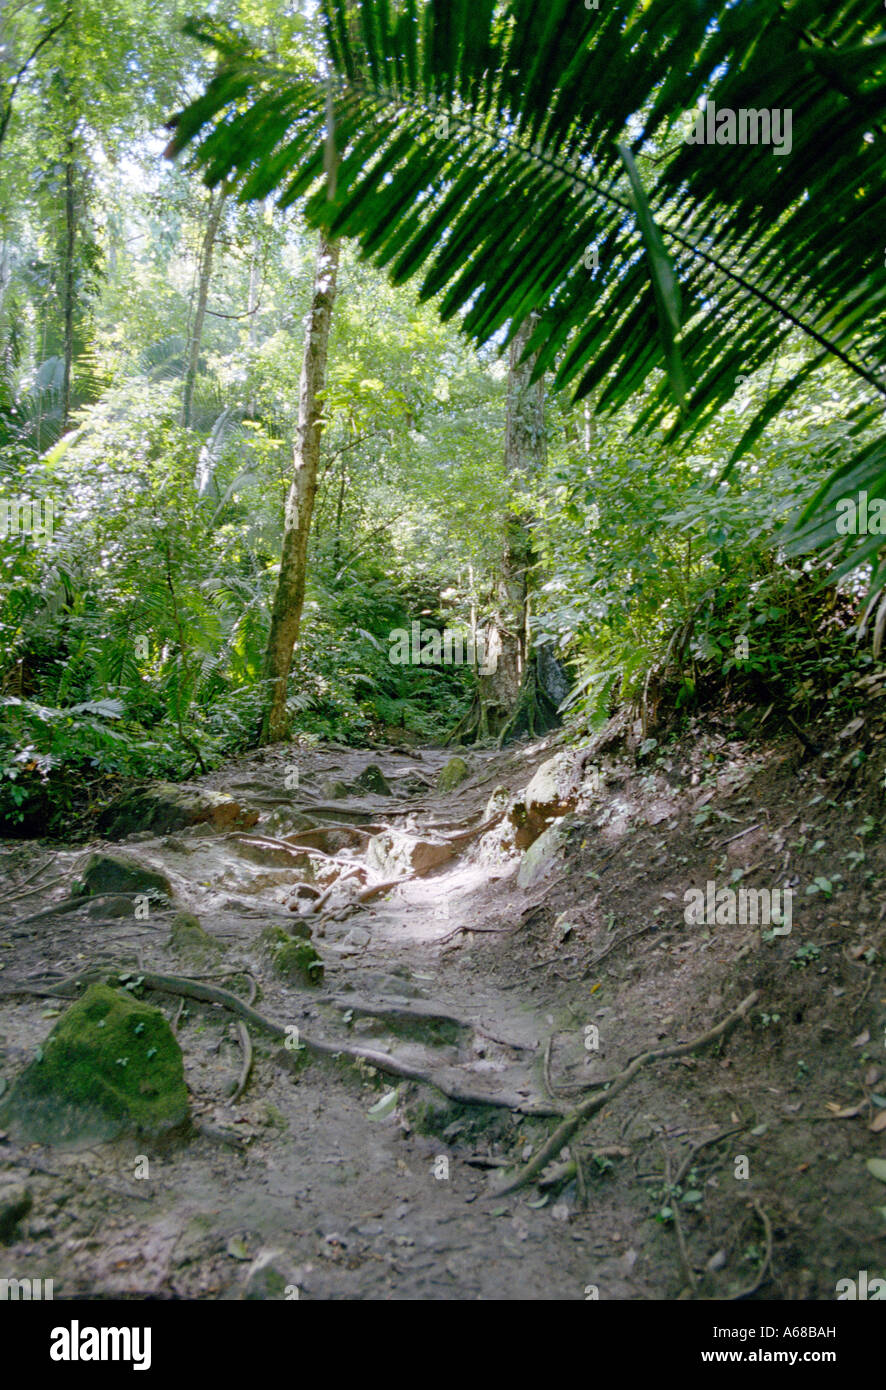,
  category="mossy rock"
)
[321,779,351,799]
[276,941,324,987]
[168,912,223,967]
[97,781,258,839]
[259,927,323,986]
[437,756,470,792]
[354,764,391,796]
[0,984,189,1148]
[74,852,172,901]
[405,1087,511,1145]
